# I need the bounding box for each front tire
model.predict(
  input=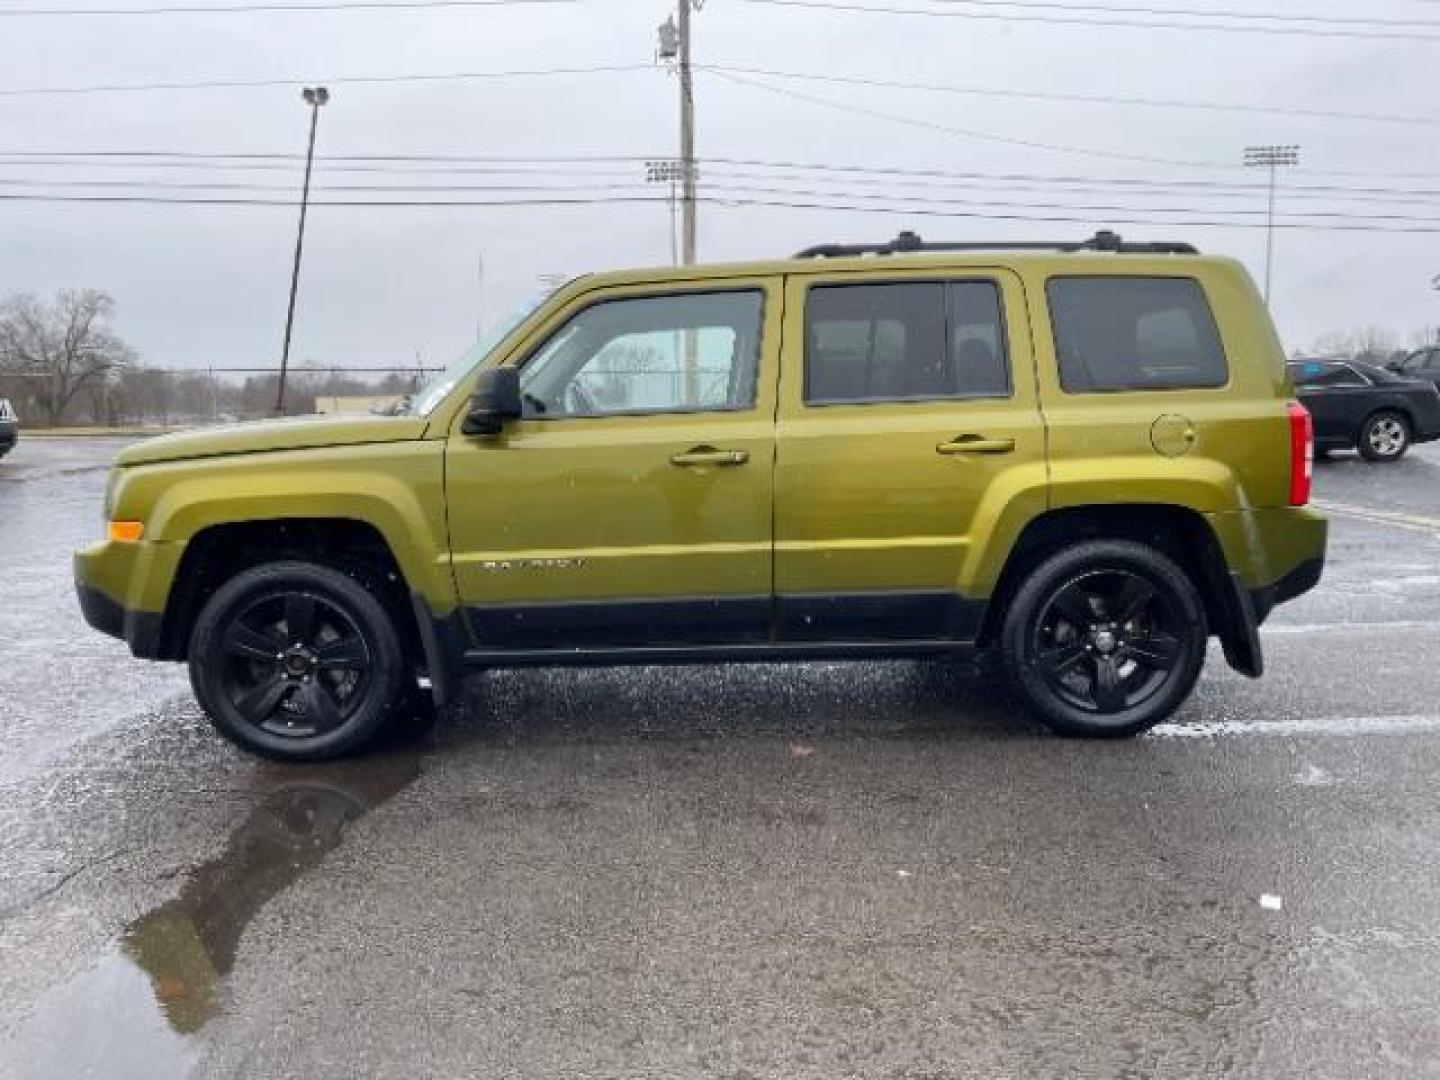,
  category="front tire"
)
[999,541,1207,738]
[188,560,409,760]
[1357,411,1410,462]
